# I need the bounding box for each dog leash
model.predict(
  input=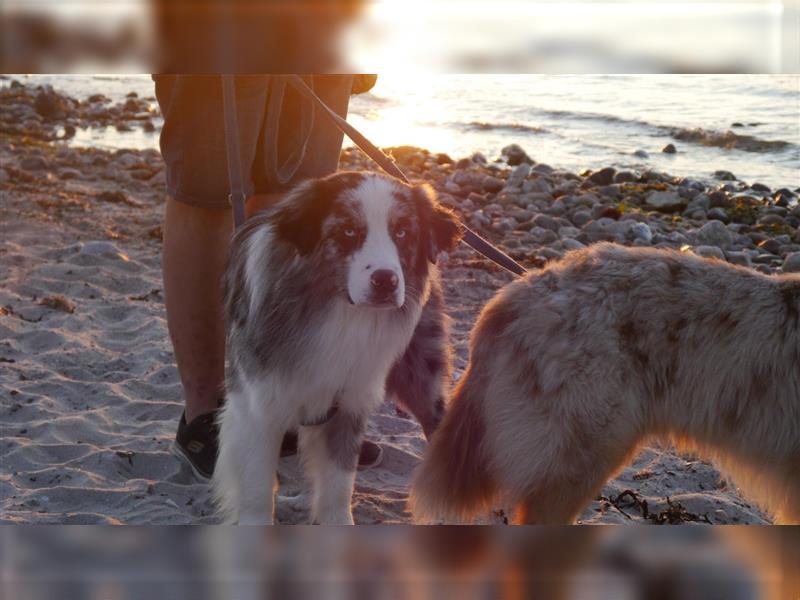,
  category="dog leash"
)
[221,74,527,277]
